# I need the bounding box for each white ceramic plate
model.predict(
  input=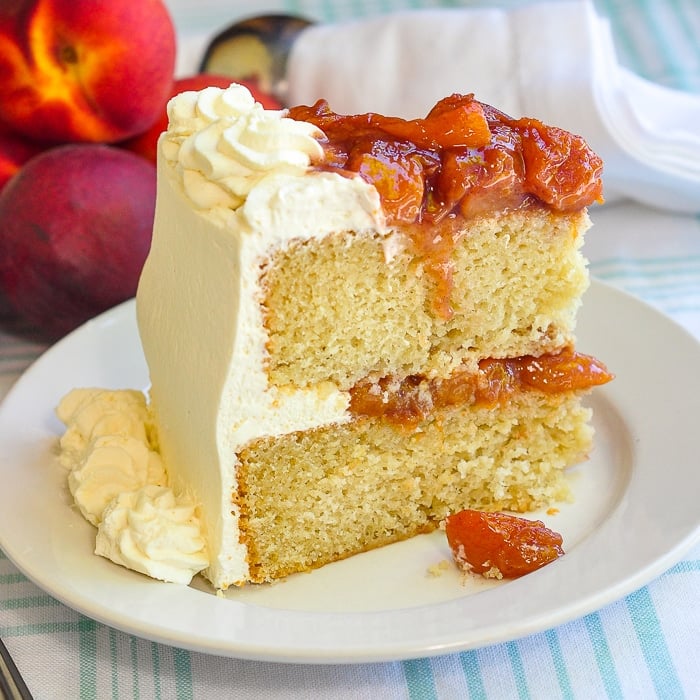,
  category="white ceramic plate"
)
[0,280,699,663]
